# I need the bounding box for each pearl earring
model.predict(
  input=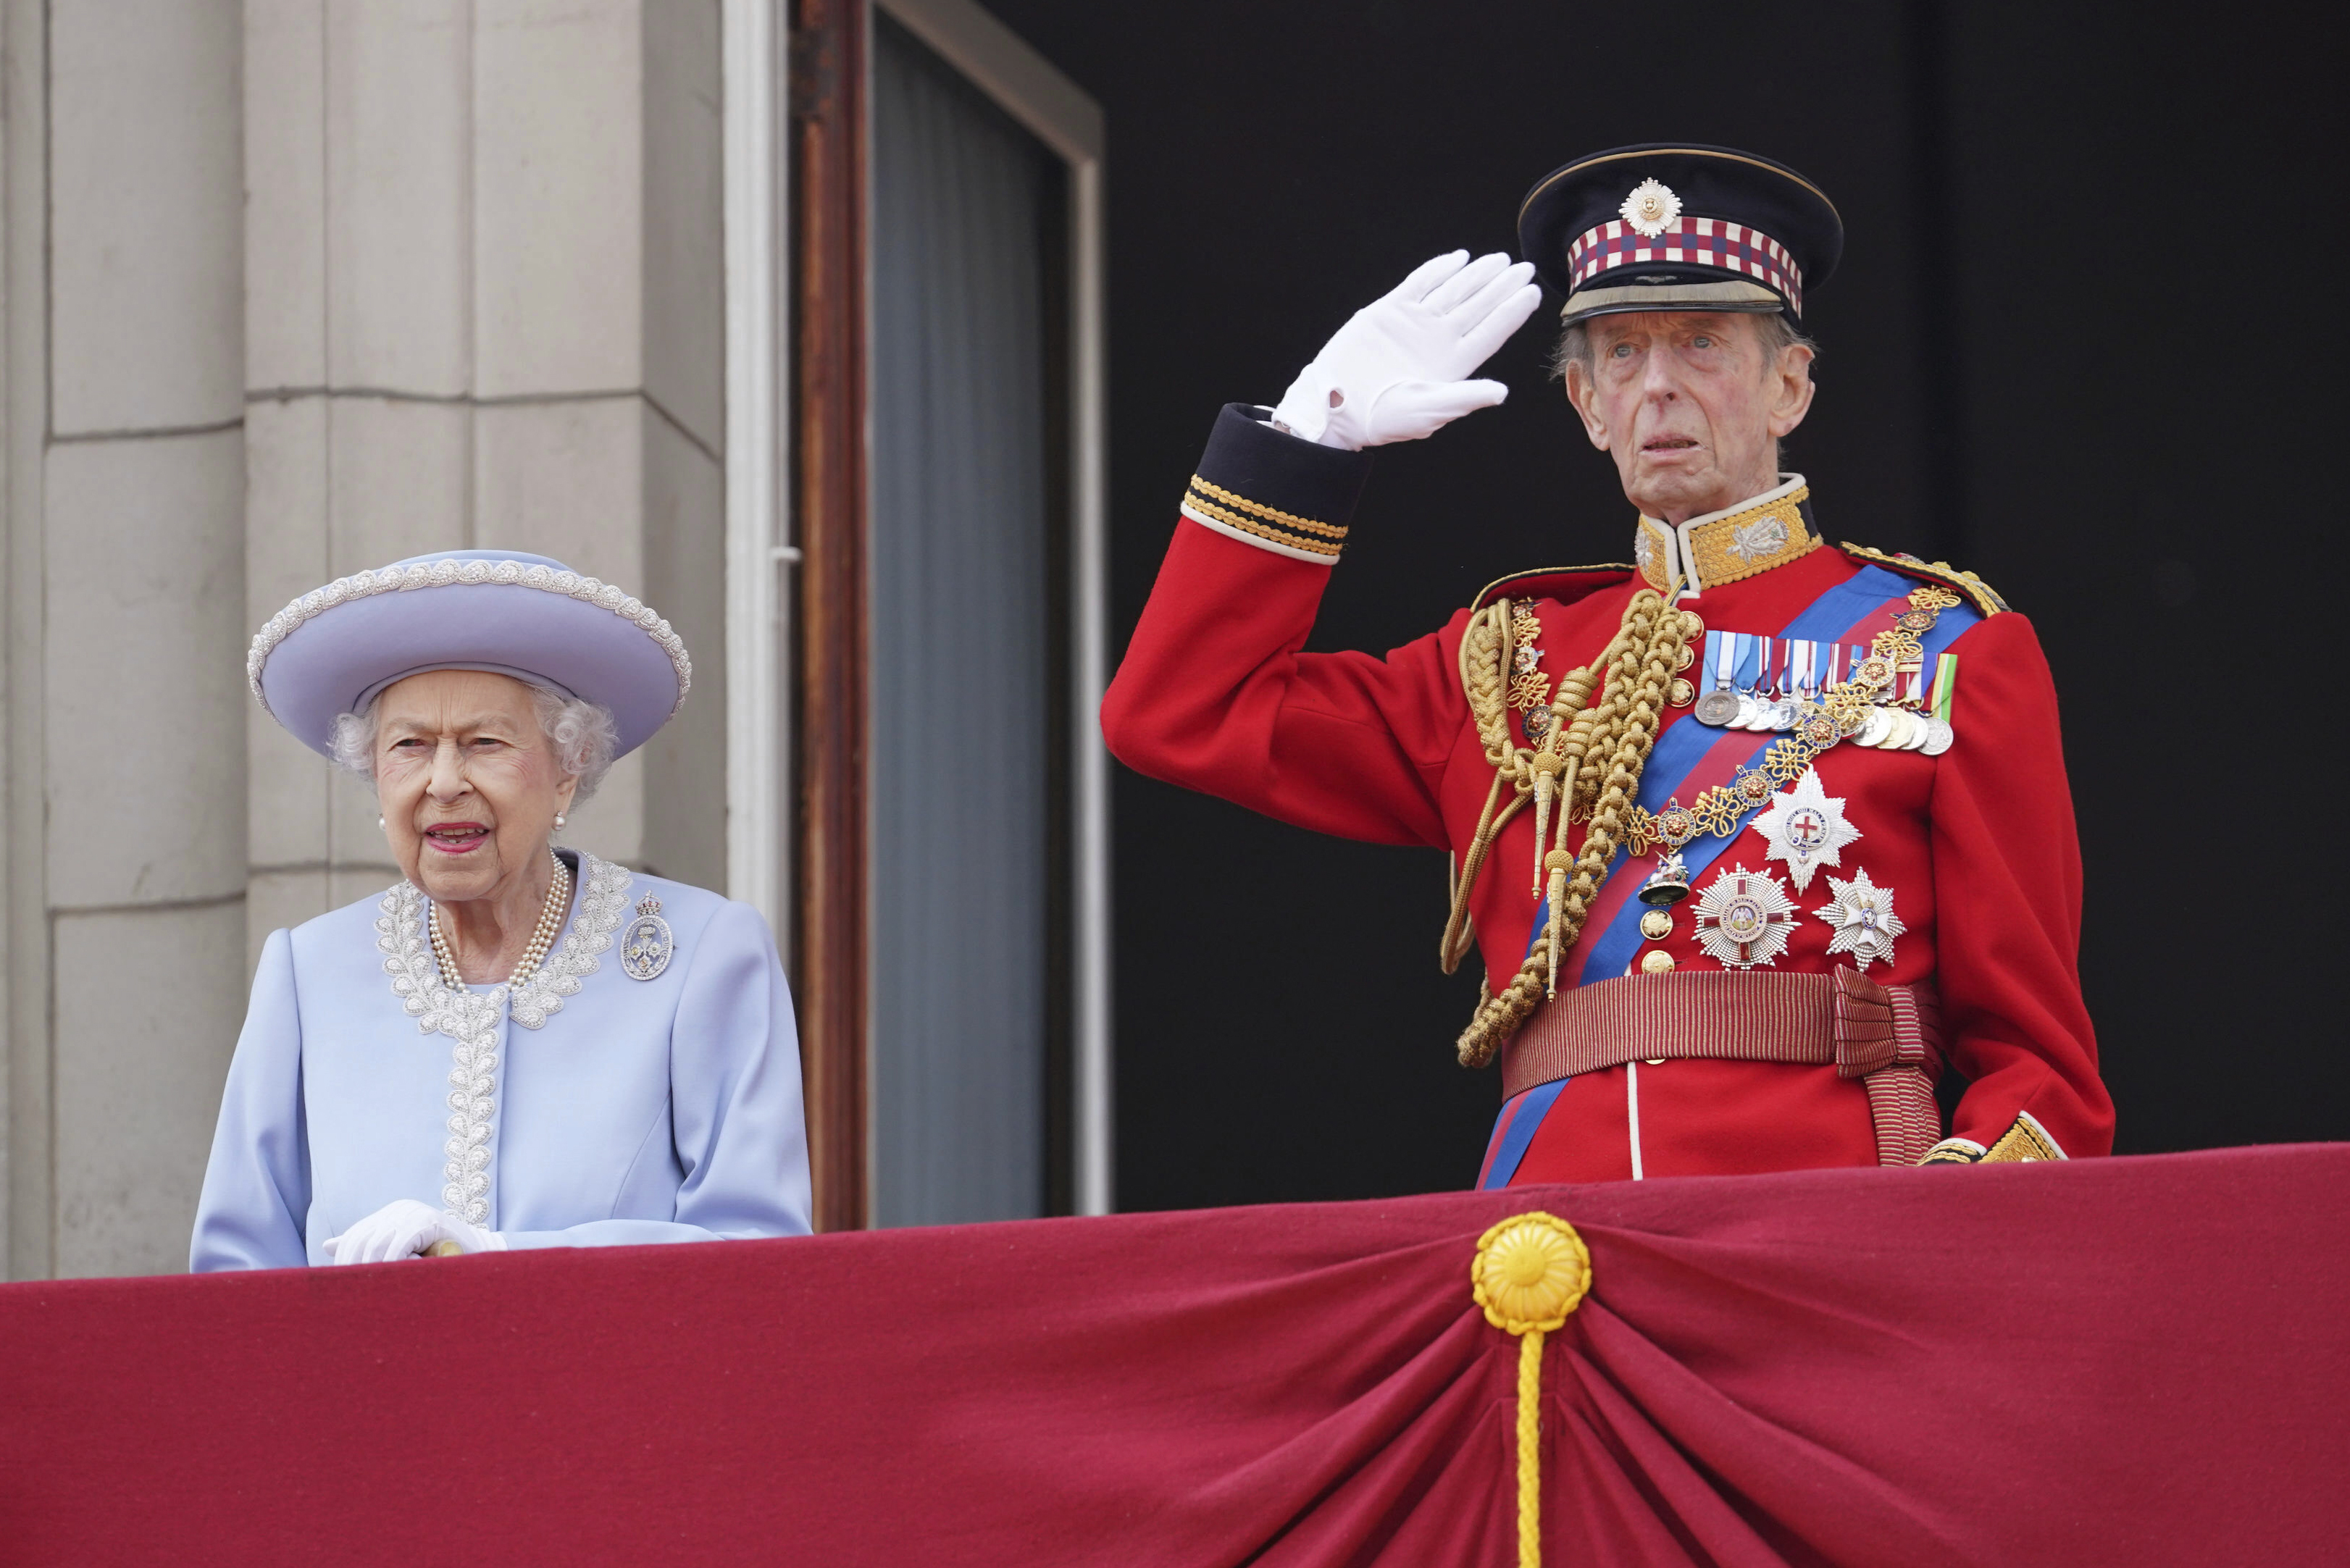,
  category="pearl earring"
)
[554,813,566,829]
[377,816,386,831]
